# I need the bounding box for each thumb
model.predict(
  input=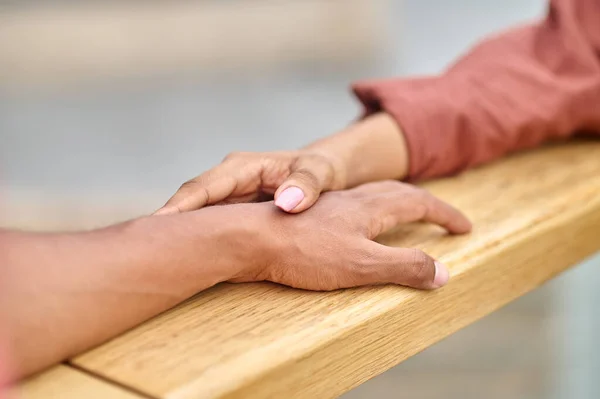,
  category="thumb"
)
[274,156,335,213]
[363,243,450,290]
